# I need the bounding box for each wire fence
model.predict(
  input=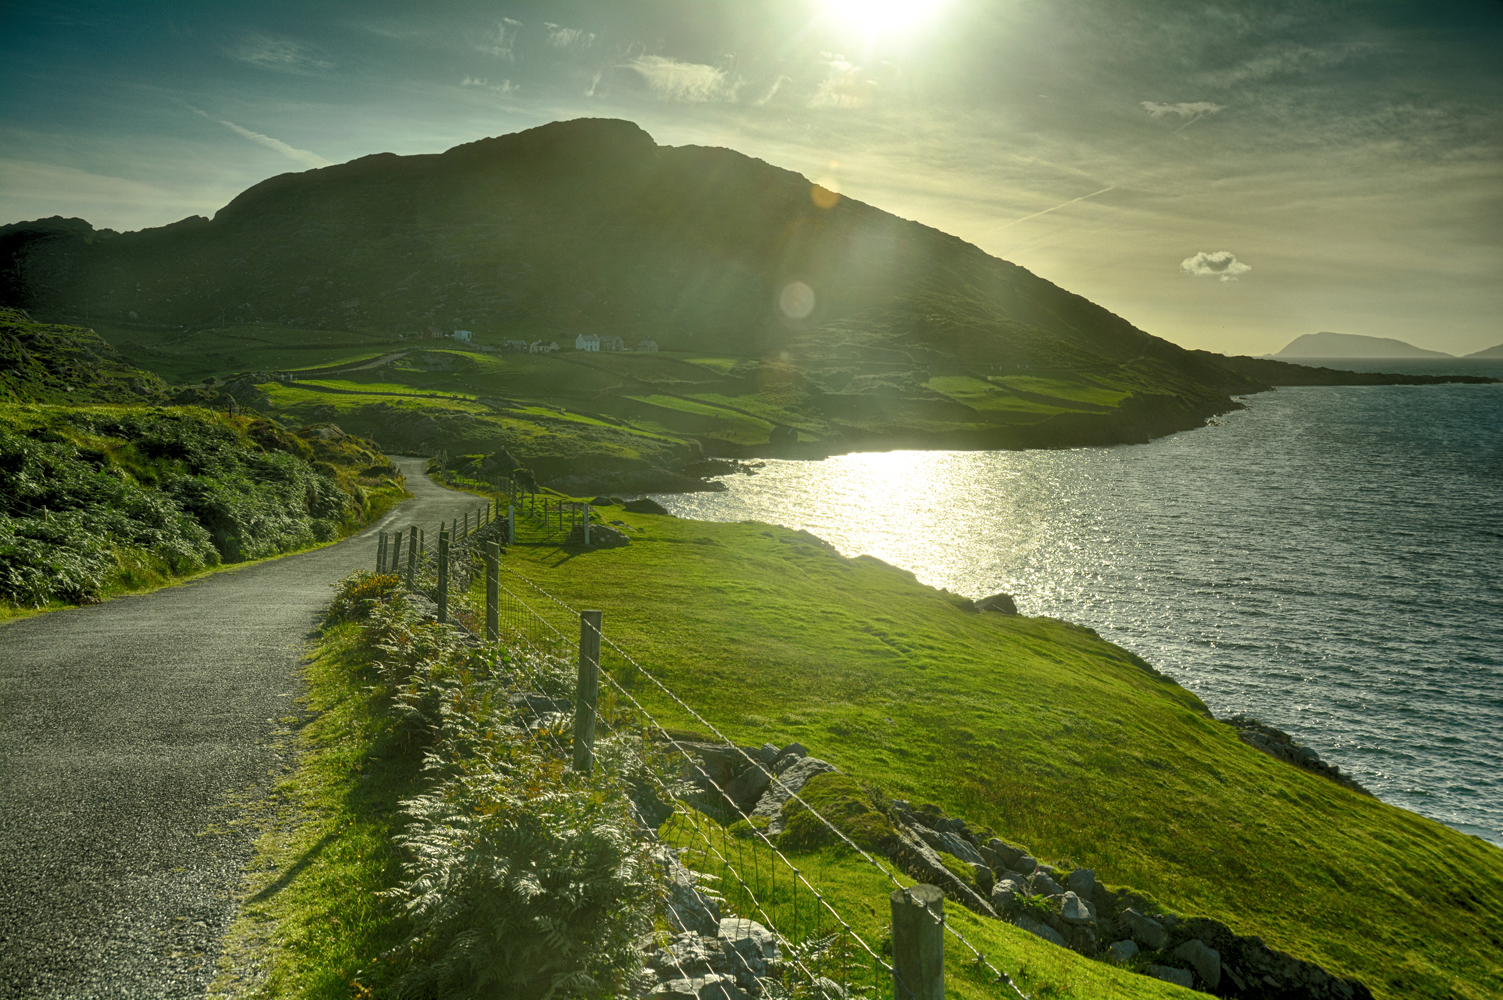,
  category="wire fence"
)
[375,494,1029,998]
